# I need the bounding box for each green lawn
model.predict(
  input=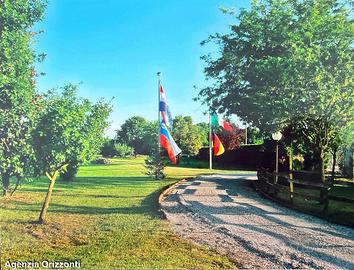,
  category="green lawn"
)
[0,157,248,269]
